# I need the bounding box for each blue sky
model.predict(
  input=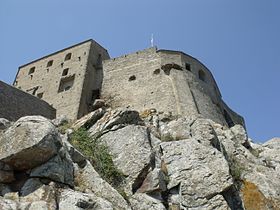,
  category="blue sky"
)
[0,0,279,142]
